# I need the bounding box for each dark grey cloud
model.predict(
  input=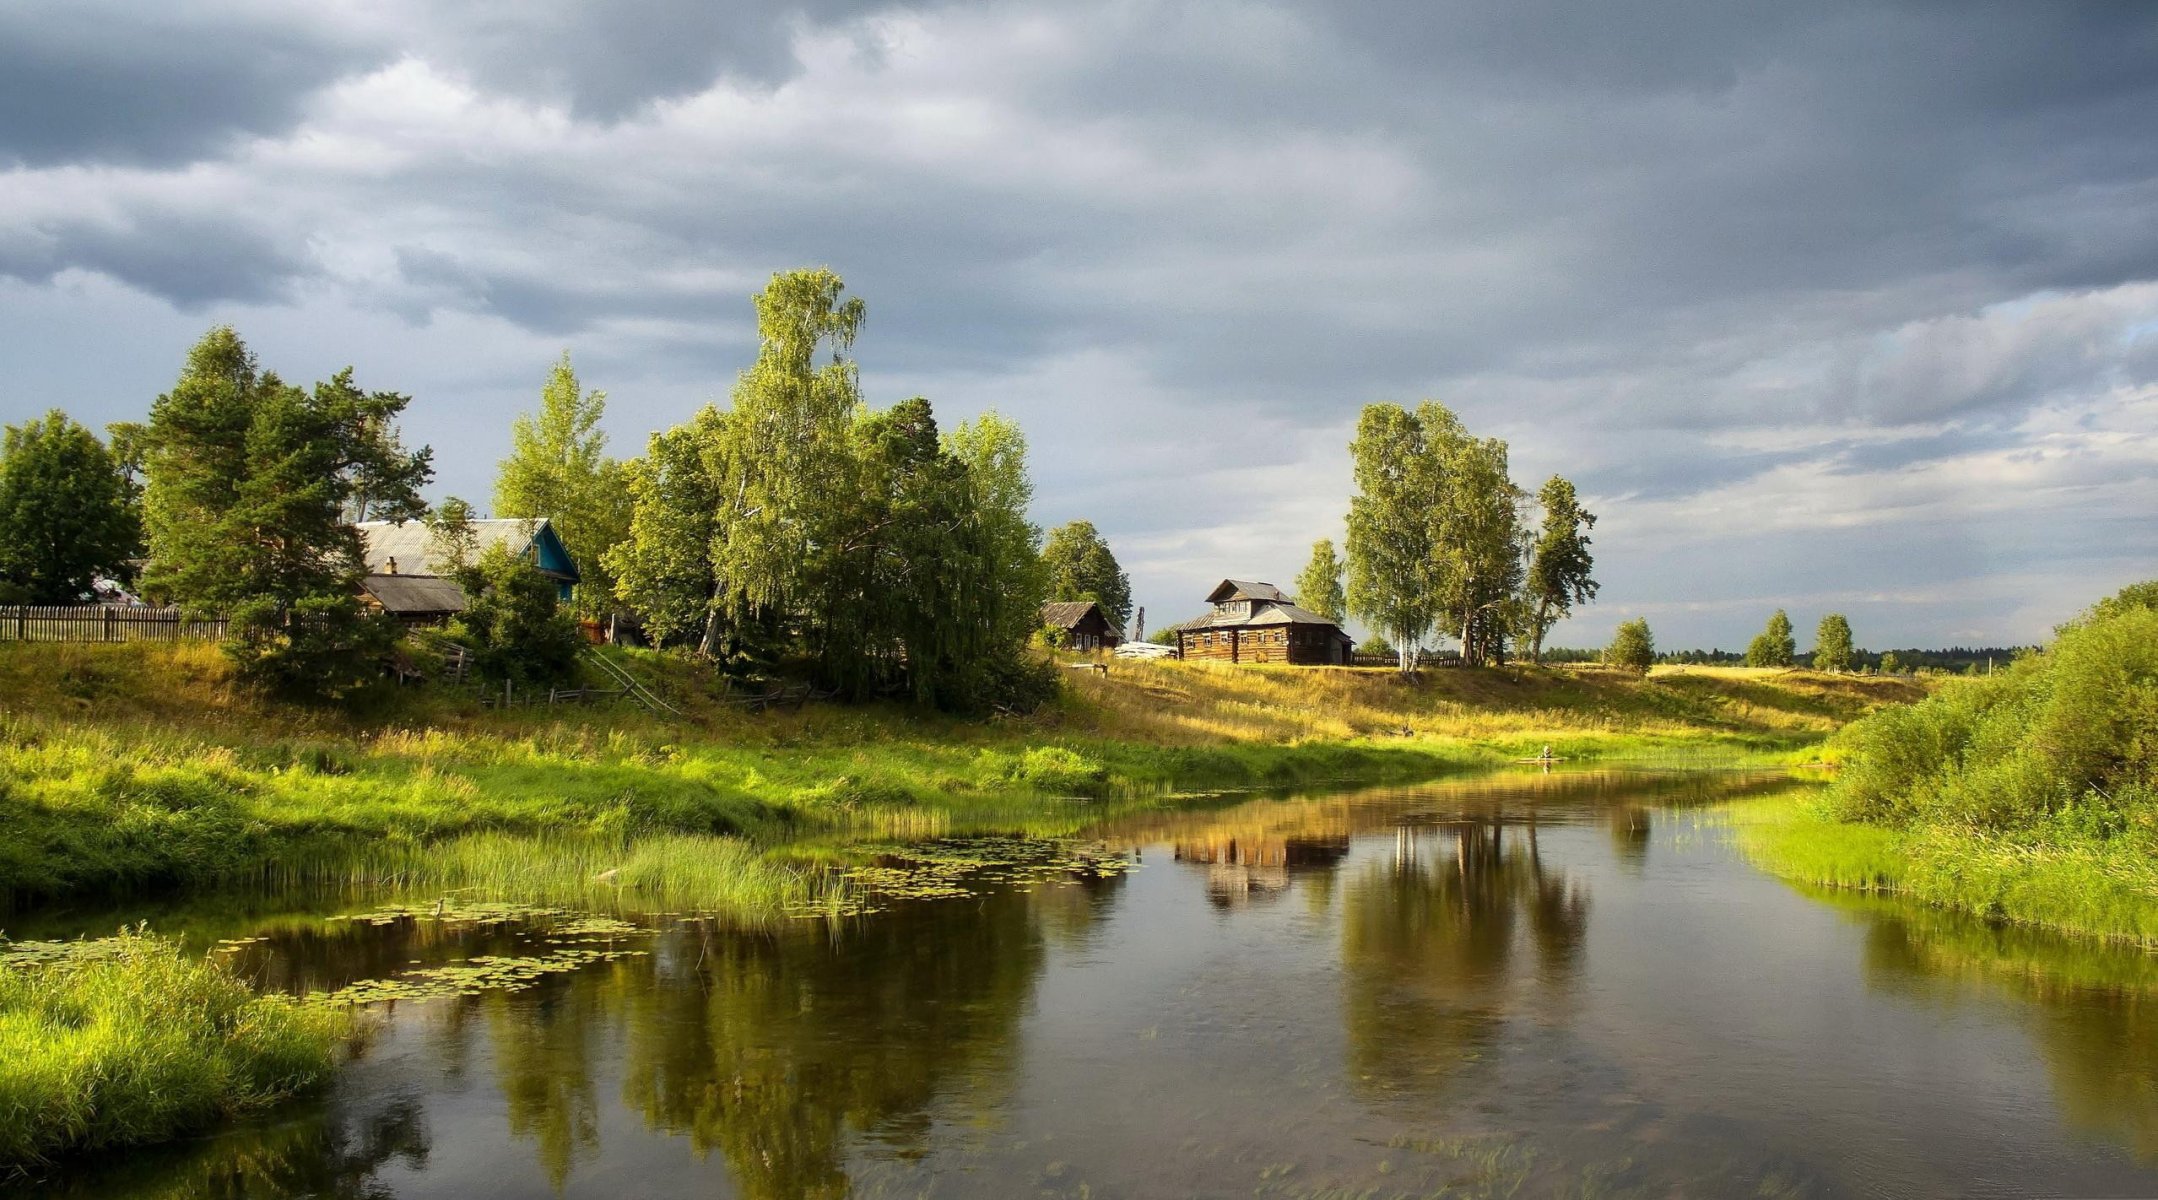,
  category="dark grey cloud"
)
[0,3,380,167]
